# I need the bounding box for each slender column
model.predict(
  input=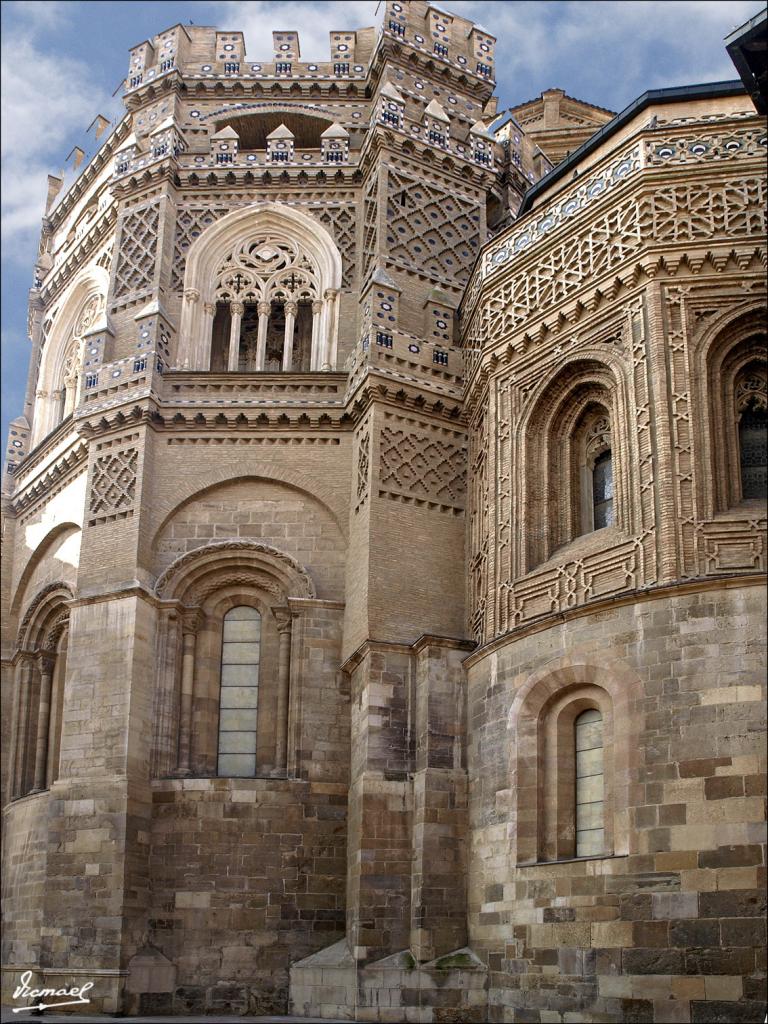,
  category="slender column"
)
[282,300,298,372]
[177,609,202,776]
[309,299,323,371]
[63,376,77,417]
[8,657,24,800]
[31,652,57,793]
[322,288,340,371]
[201,301,217,370]
[228,300,244,371]
[255,301,270,371]
[179,288,200,368]
[12,655,34,798]
[274,611,293,773]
